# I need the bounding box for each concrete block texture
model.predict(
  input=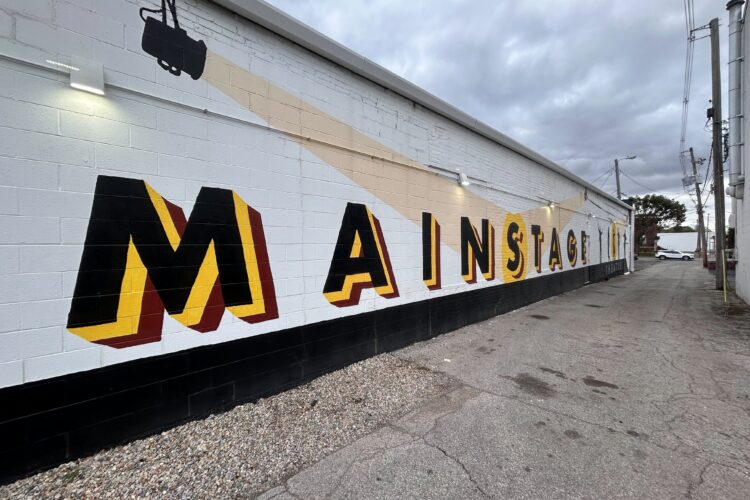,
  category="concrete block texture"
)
[0,0,631,389]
